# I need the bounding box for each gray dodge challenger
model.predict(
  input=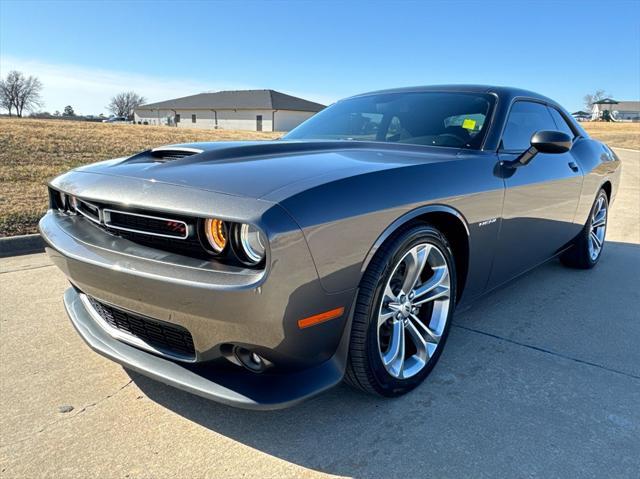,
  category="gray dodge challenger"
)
[40,85,621,409]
